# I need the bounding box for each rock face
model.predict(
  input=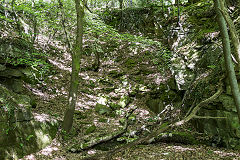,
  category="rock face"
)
[0,38,26,93]
[146,79,182,114]
[0,113,59,160]
[193,91,240,148]
[0,85,59,159]
[161,7,240,148]
[0,84,32,123]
